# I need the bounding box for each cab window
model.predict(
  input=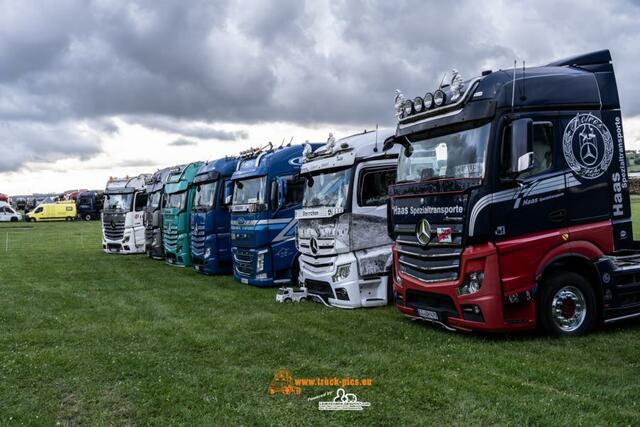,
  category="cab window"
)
[501,121,554,178]
[34,207,43,214]
[284,175,305,207]
[358,167,396,207]
[134,193,148,211]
